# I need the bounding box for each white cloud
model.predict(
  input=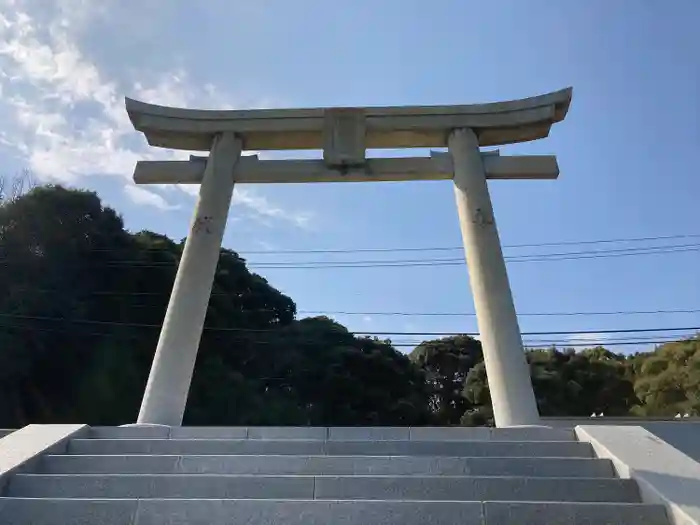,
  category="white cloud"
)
[0,0,314,228]
[564,332,612,346]
[233,187,314,229]
[176,184,200,197]
[123,184,179,211]
[166,181,312,229]
[0,2,168,182]
[254,240,278,251]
